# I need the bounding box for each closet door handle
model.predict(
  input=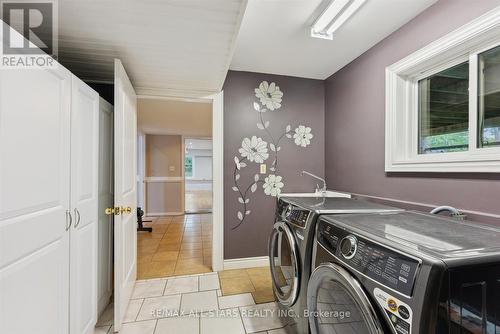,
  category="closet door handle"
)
[66,210,73,231]
[74,208,81,228]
